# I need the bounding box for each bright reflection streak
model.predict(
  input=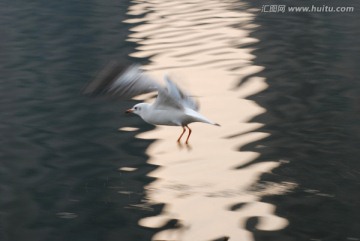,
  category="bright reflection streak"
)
[125,0,293,240]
